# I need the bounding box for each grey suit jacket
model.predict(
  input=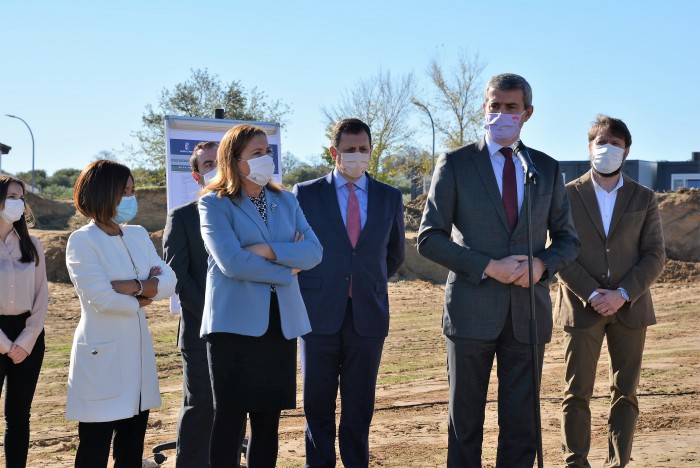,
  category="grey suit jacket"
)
[418,137,579,344]
[554,172,666,329]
